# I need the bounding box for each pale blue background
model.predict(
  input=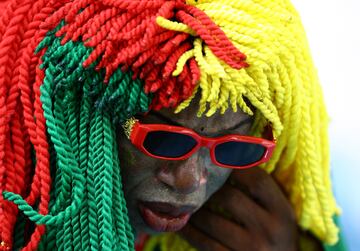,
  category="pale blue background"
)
[291,1,360,250]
